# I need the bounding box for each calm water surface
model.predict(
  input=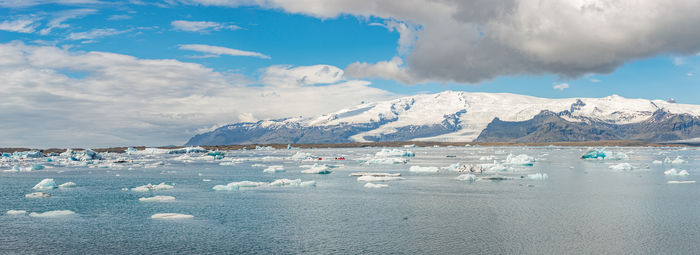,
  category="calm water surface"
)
[1,146,698,254]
